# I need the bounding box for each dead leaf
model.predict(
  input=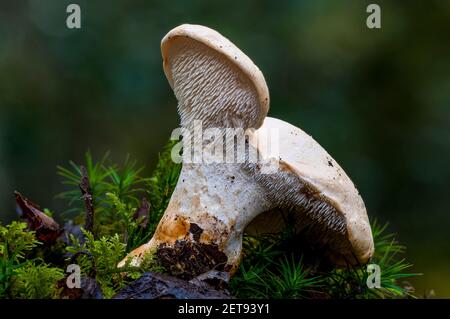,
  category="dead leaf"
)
[15,191,62,244]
